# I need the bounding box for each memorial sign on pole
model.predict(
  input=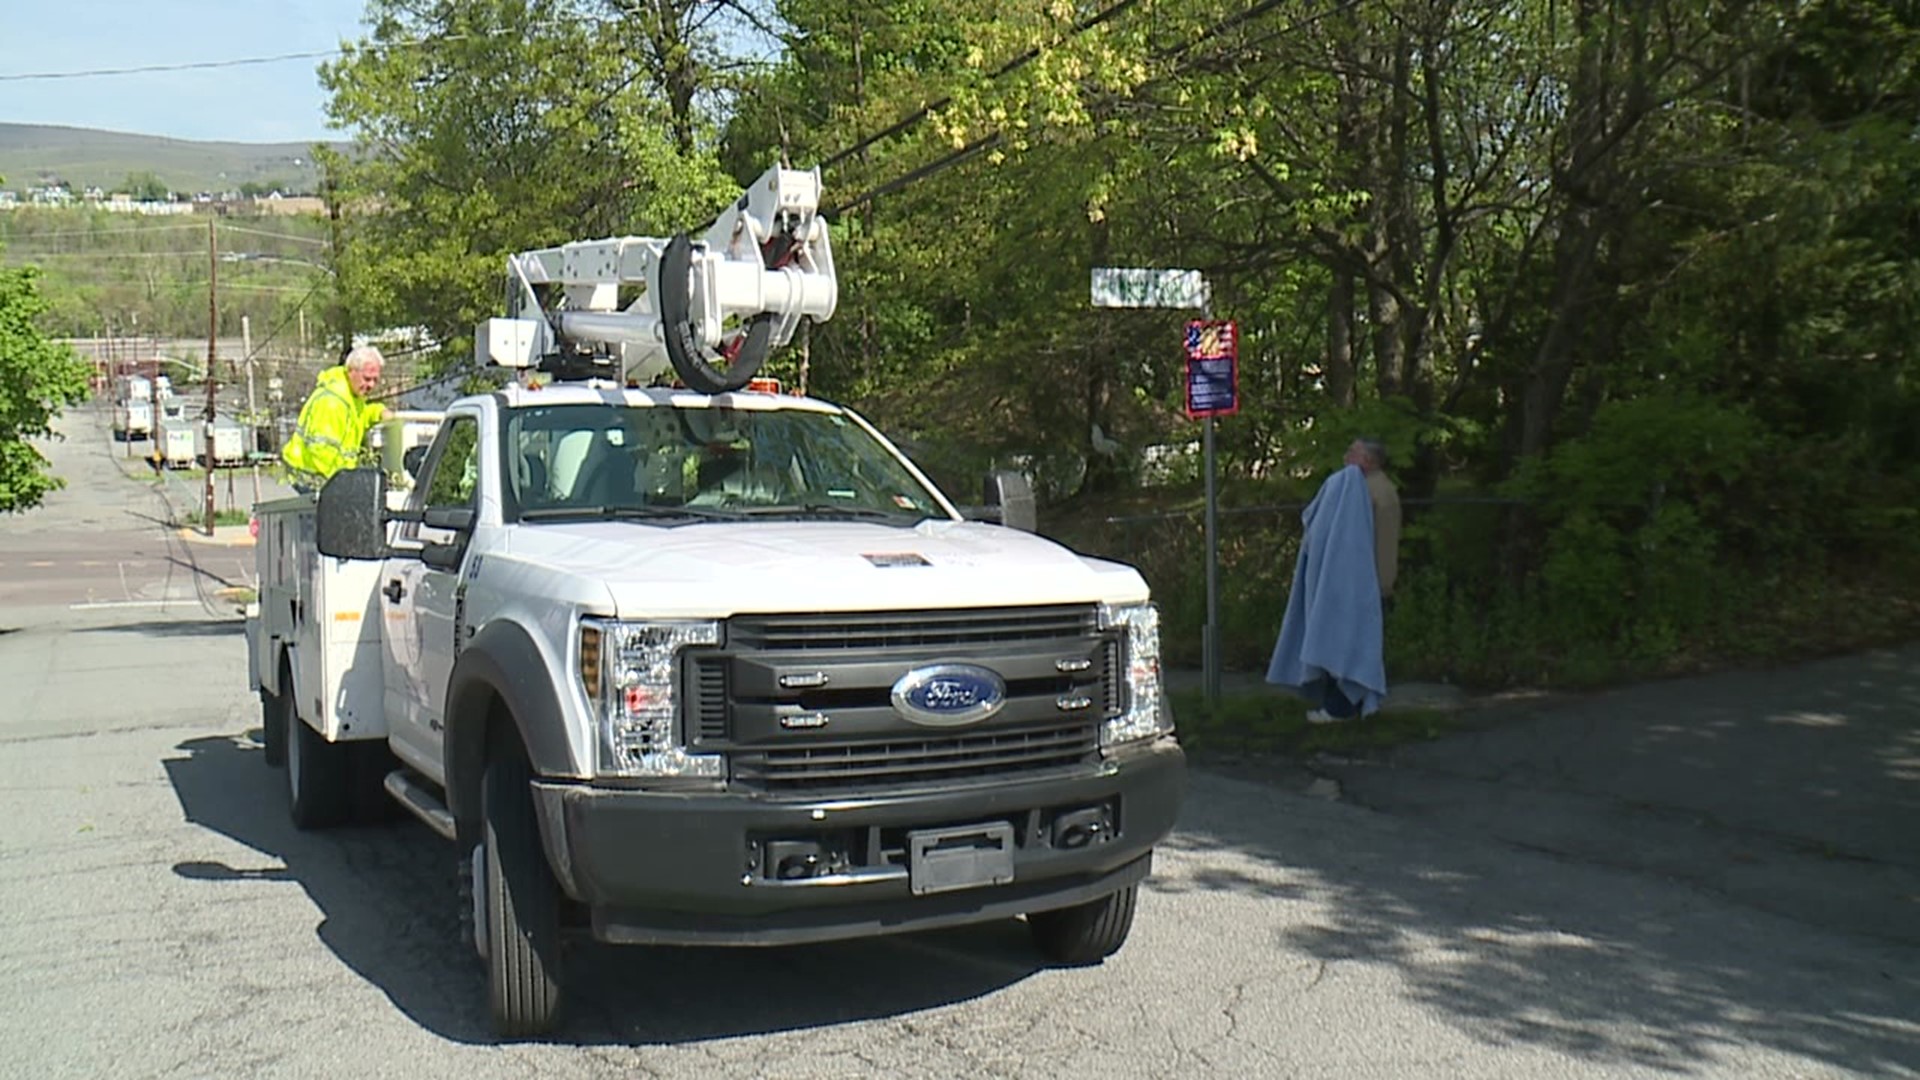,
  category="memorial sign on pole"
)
[1183,320,1239,419]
